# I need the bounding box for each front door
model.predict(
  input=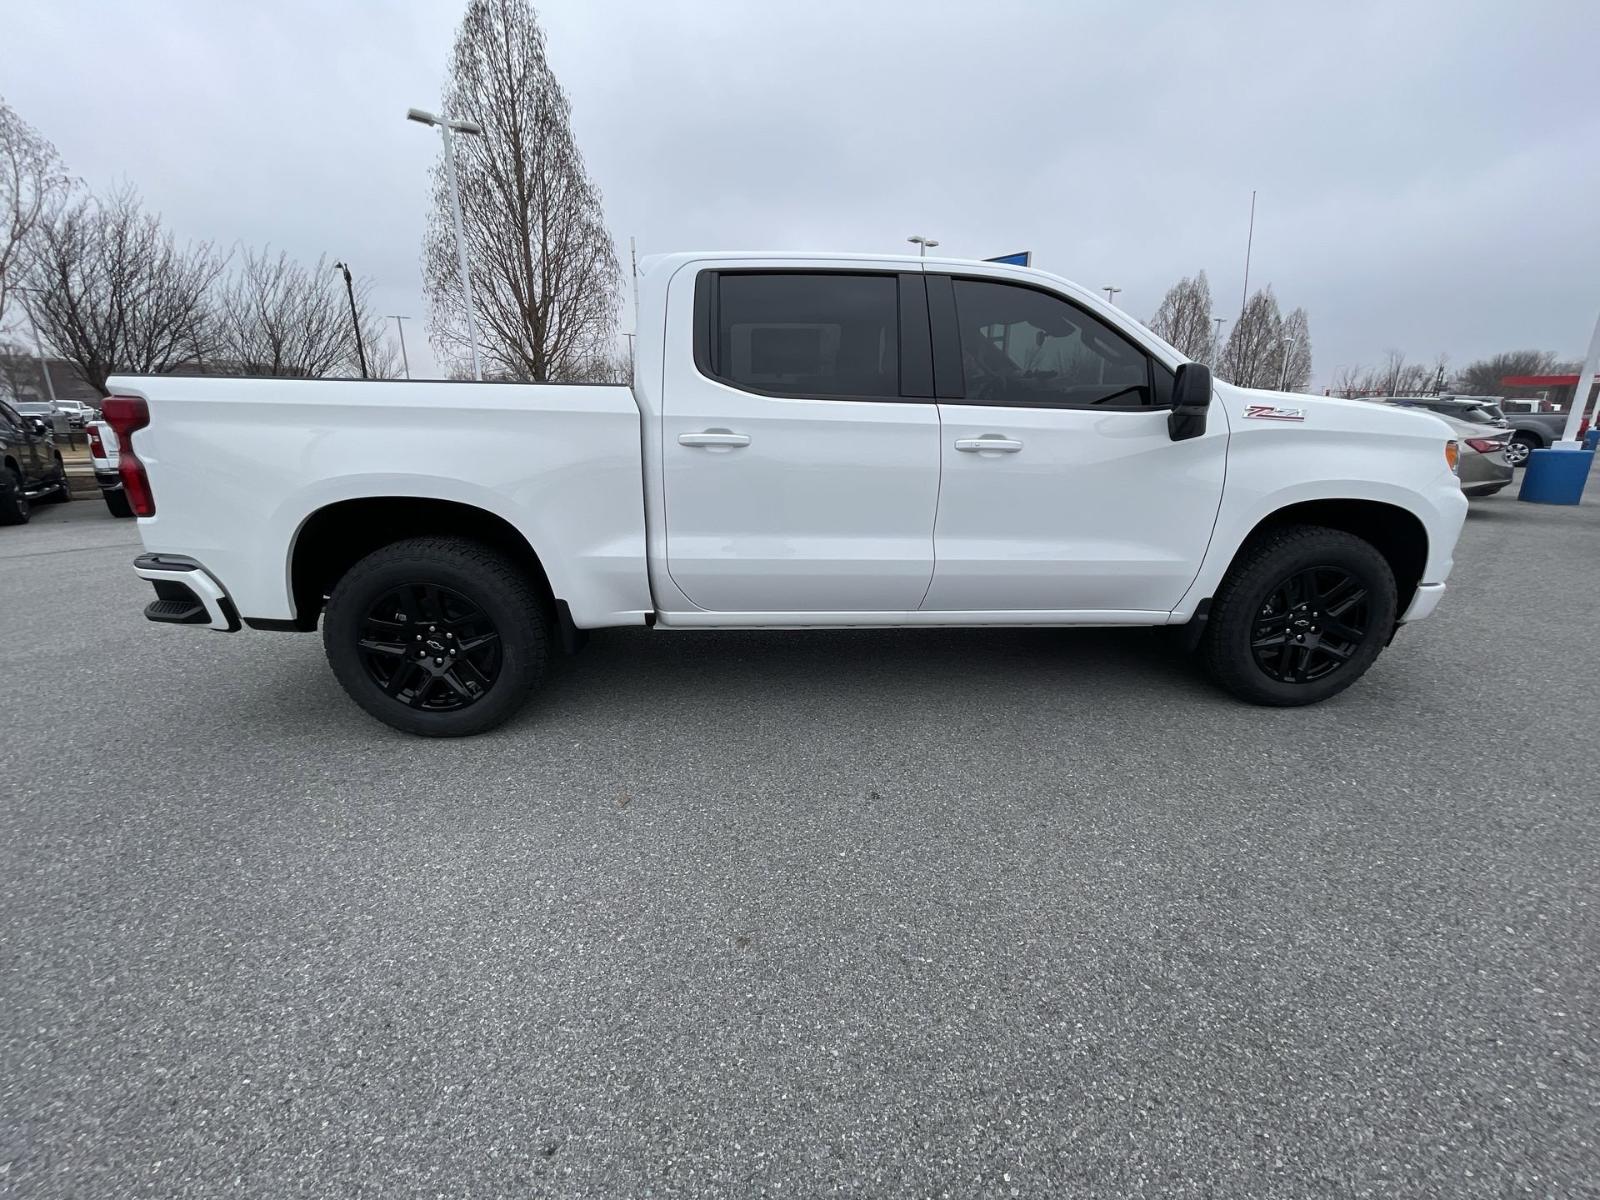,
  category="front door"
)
[922,275,1228,614]
[661,269,940,614]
